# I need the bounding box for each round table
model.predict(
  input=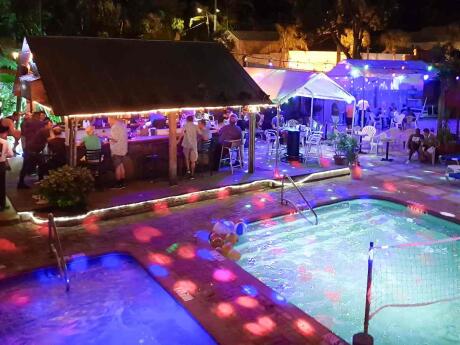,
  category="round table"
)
[380,138,395,162]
